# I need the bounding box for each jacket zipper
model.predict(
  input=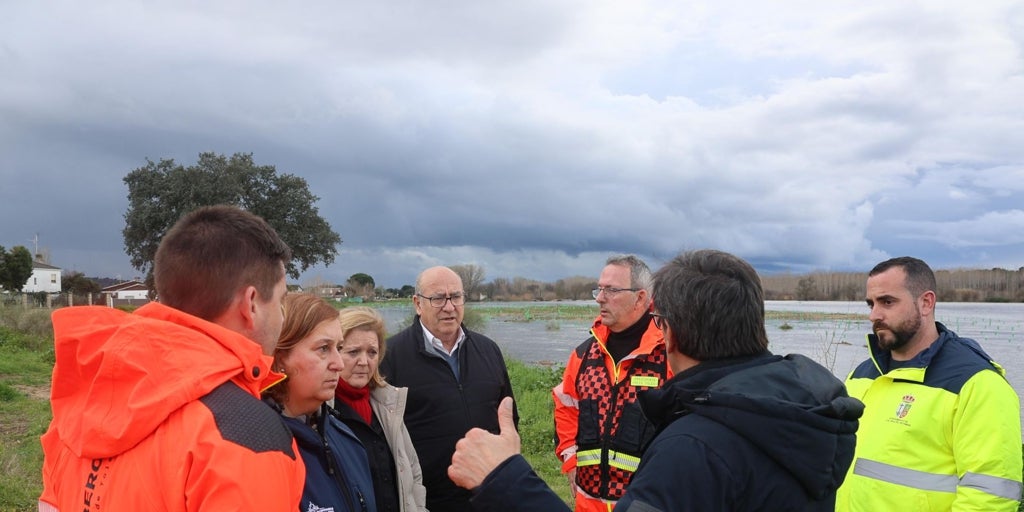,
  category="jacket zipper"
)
[319,404,361,510]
